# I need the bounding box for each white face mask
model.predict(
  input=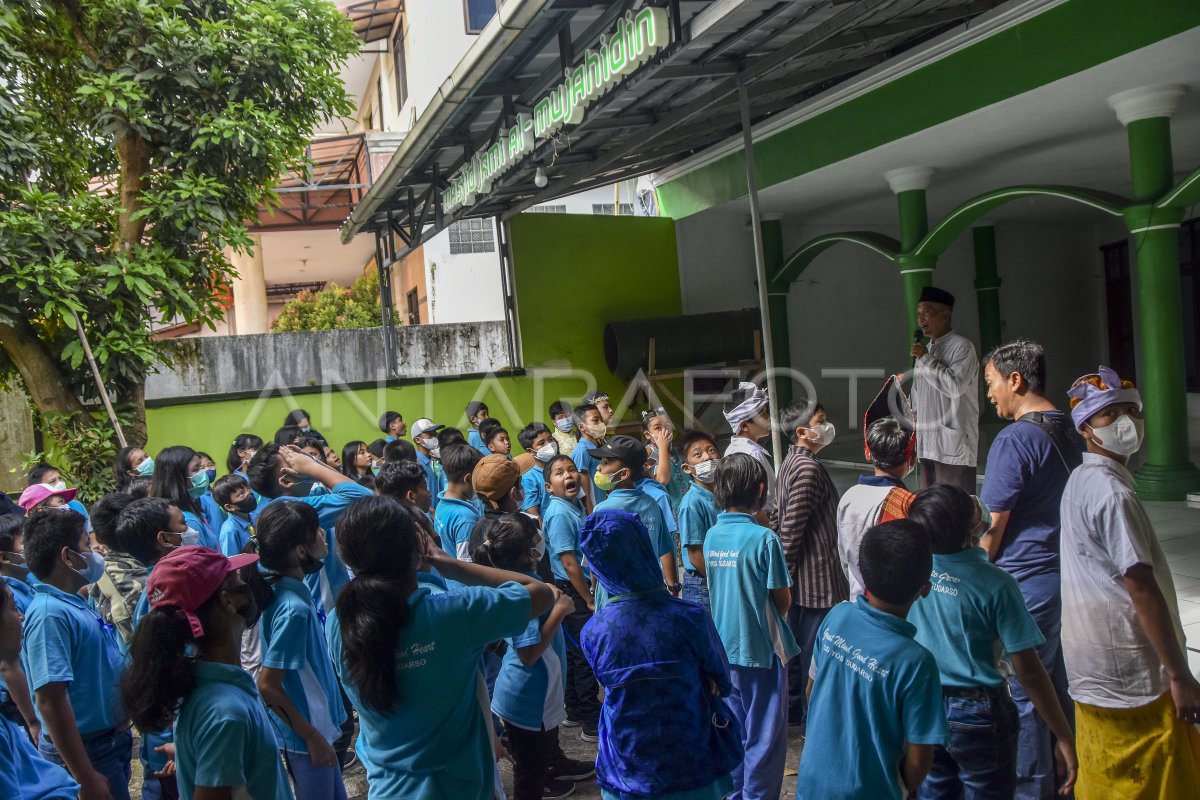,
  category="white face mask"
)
[807,421,837,446]
[532,535,547,562]
[181,528,202,548]
[1089,413,1144,456]
[426,440,441,460]
[693,458,718,484]
[70,549,105,584]
[534,442,558,463]
[49,480,68,492]
[554,417,574,433]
